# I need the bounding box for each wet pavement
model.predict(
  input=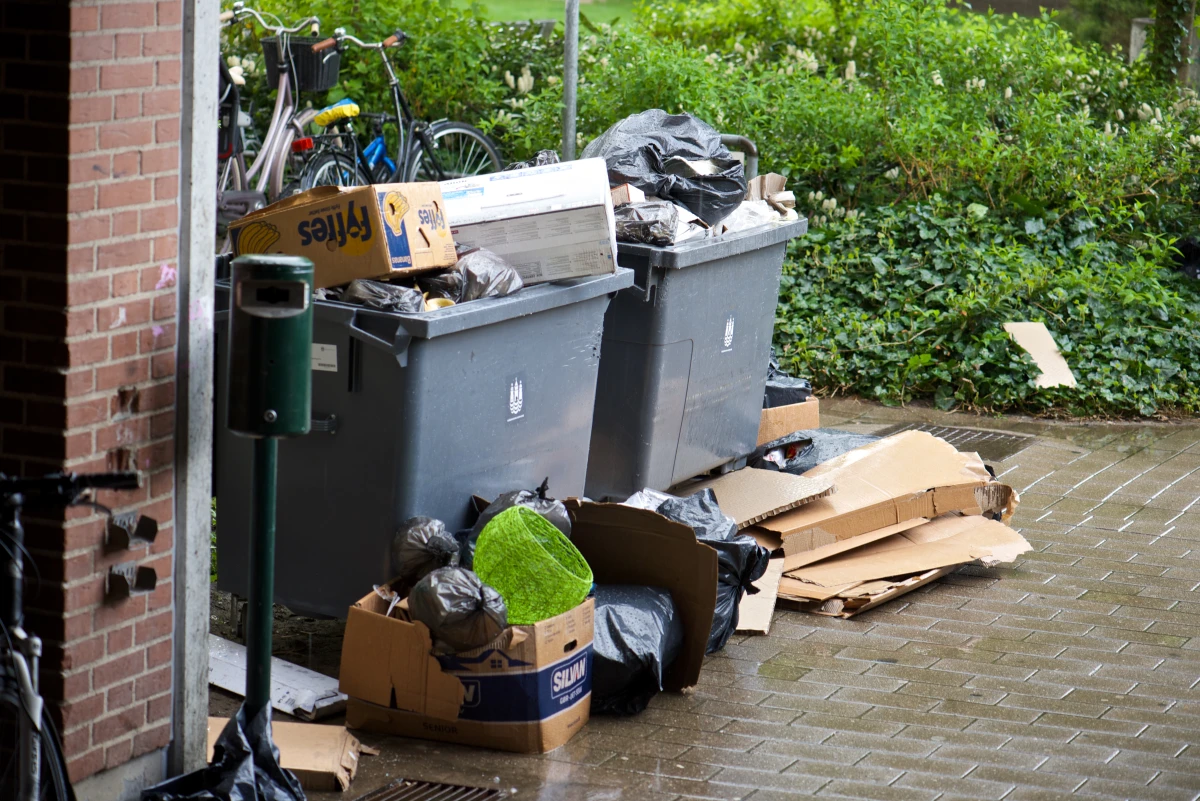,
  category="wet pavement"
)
[211,399,1200,800]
